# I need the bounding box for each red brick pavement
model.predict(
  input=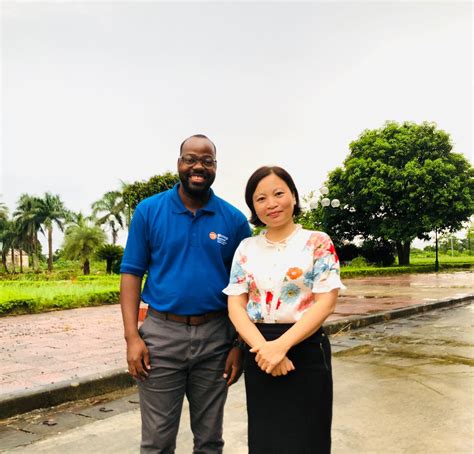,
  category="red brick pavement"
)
[0,271,472,400]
